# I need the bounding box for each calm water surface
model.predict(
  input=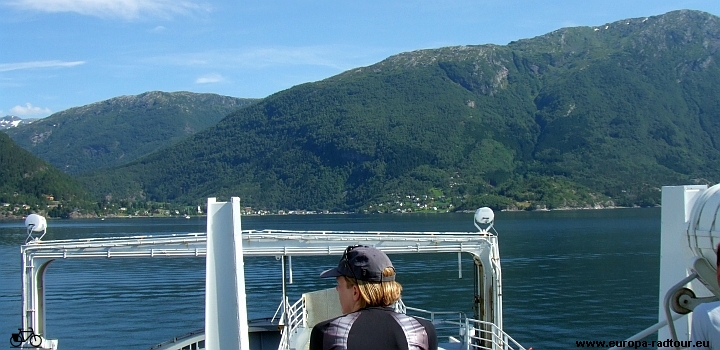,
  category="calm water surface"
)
[0,208,660,349]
